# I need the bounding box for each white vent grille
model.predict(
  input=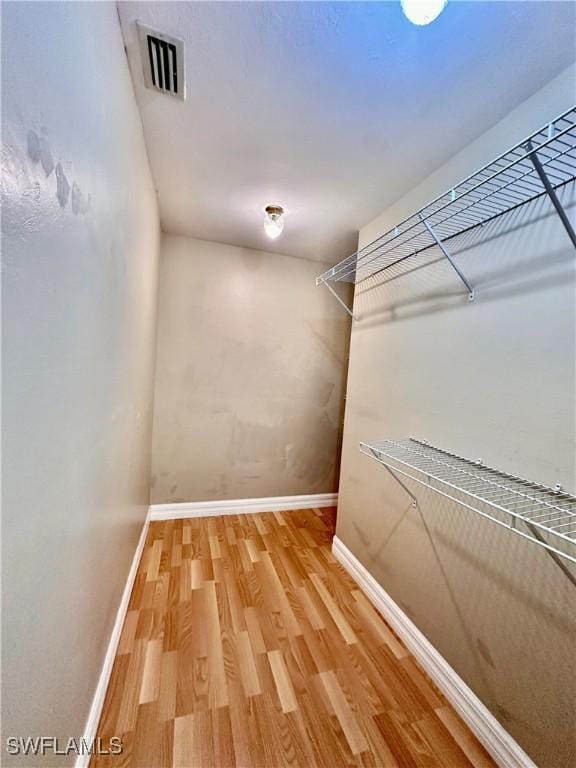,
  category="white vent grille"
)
[137,22,185,100]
